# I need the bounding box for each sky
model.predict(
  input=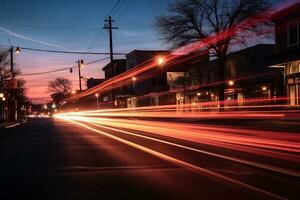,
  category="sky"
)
[0,0,296,104]
[0,0,174,103]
